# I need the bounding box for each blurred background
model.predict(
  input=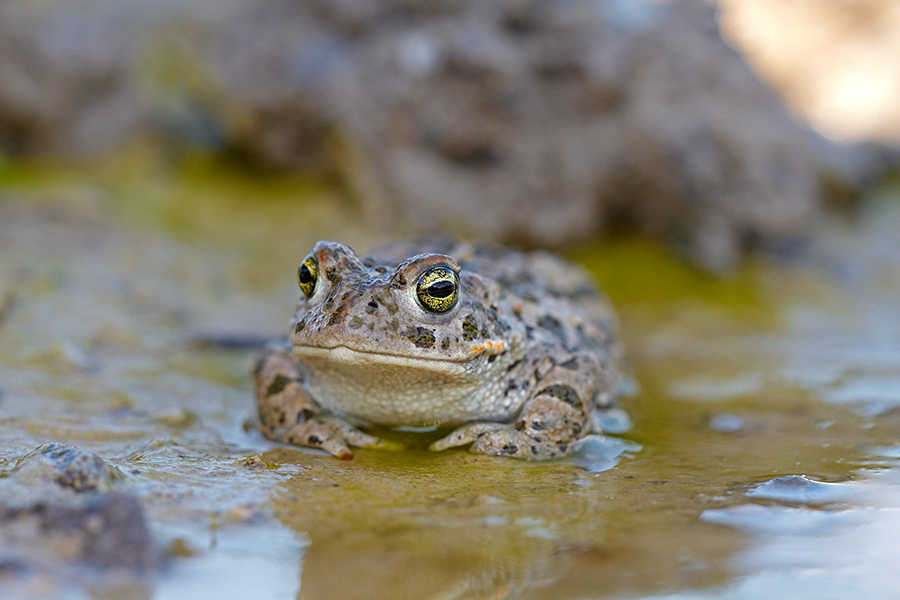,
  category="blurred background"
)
[2,2,900,599]
[1,0,898,269]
